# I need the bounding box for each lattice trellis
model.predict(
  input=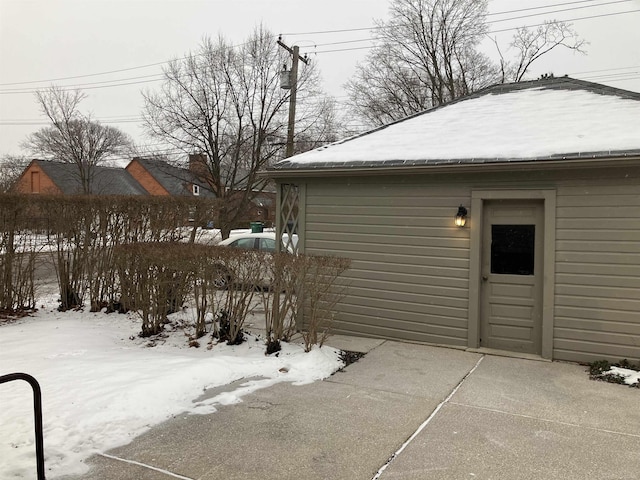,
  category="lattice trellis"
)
[278,183,300,254]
